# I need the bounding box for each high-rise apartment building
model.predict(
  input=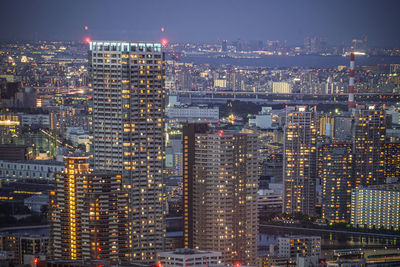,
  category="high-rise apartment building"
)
[182,123,209,249]
[353,105,386,187]
[88,41,166,262]
[182,124,258,266]
[351,184,400,230]
[283,106,317,216]
[49,156,129,262]
[320,143,353,223]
